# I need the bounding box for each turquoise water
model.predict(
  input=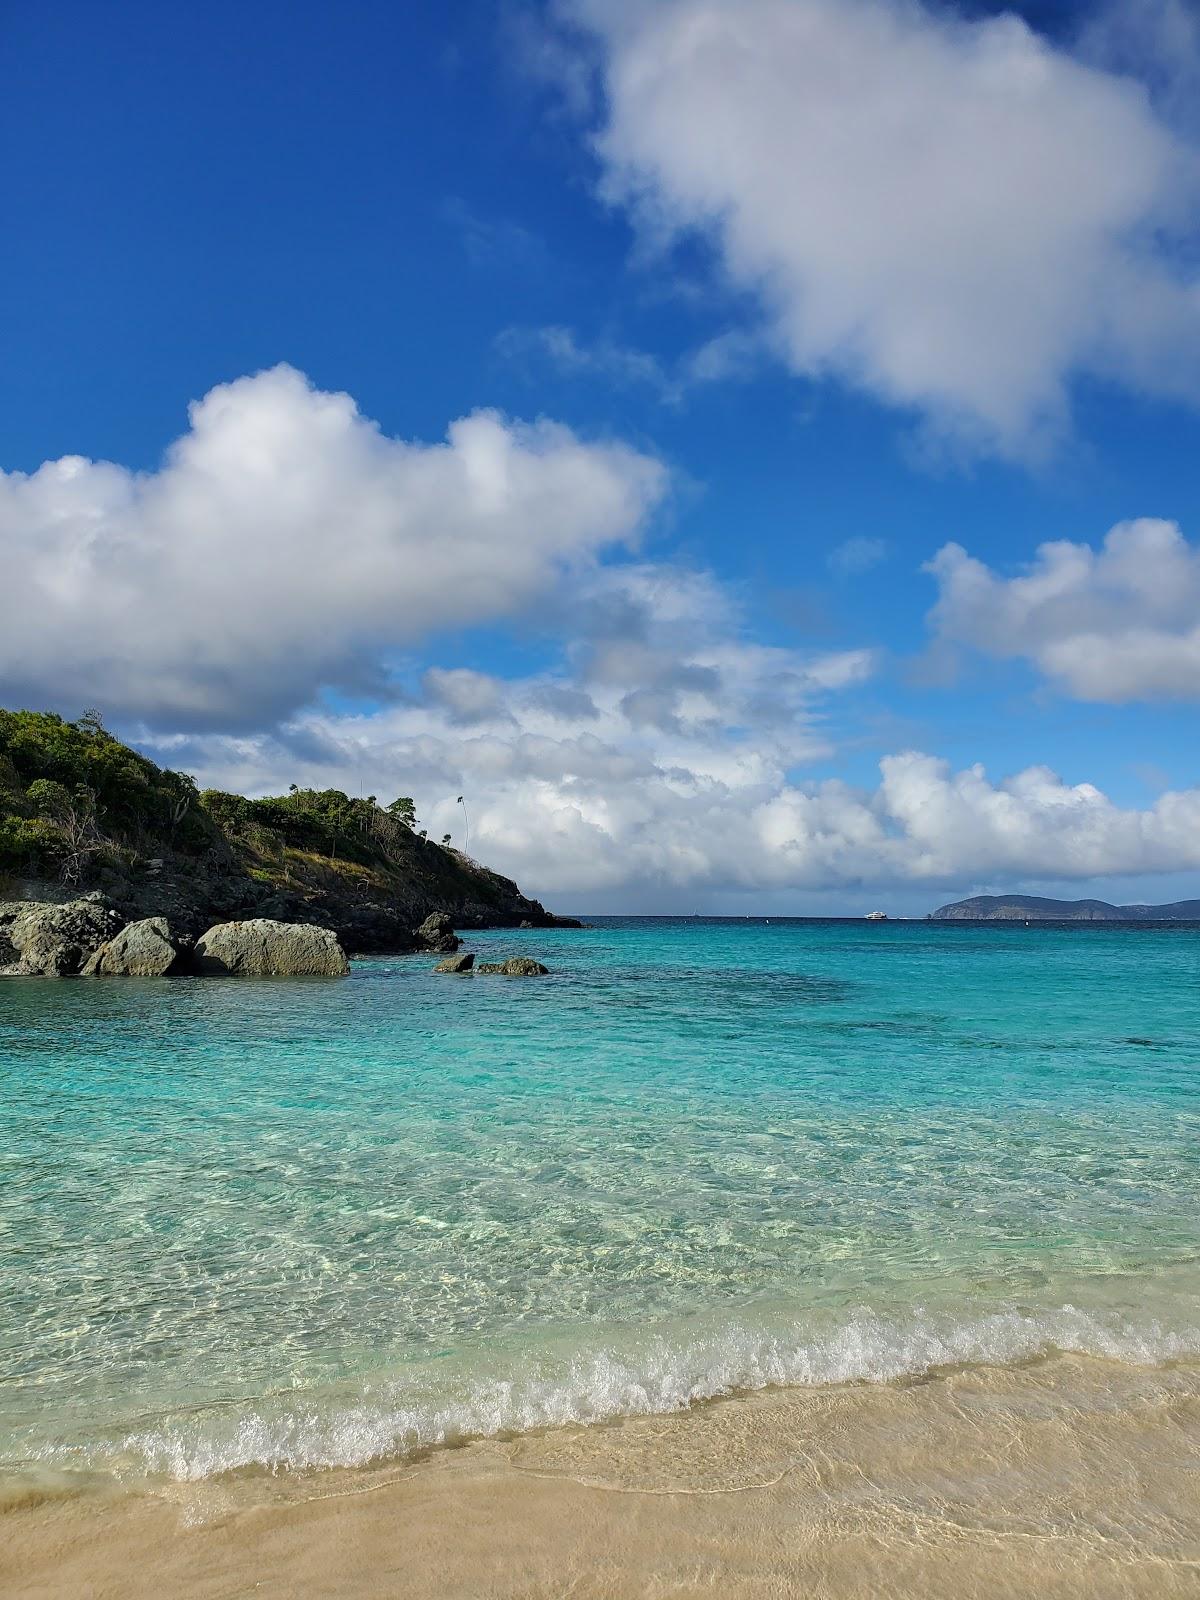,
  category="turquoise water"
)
[2,917,1199,1480]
